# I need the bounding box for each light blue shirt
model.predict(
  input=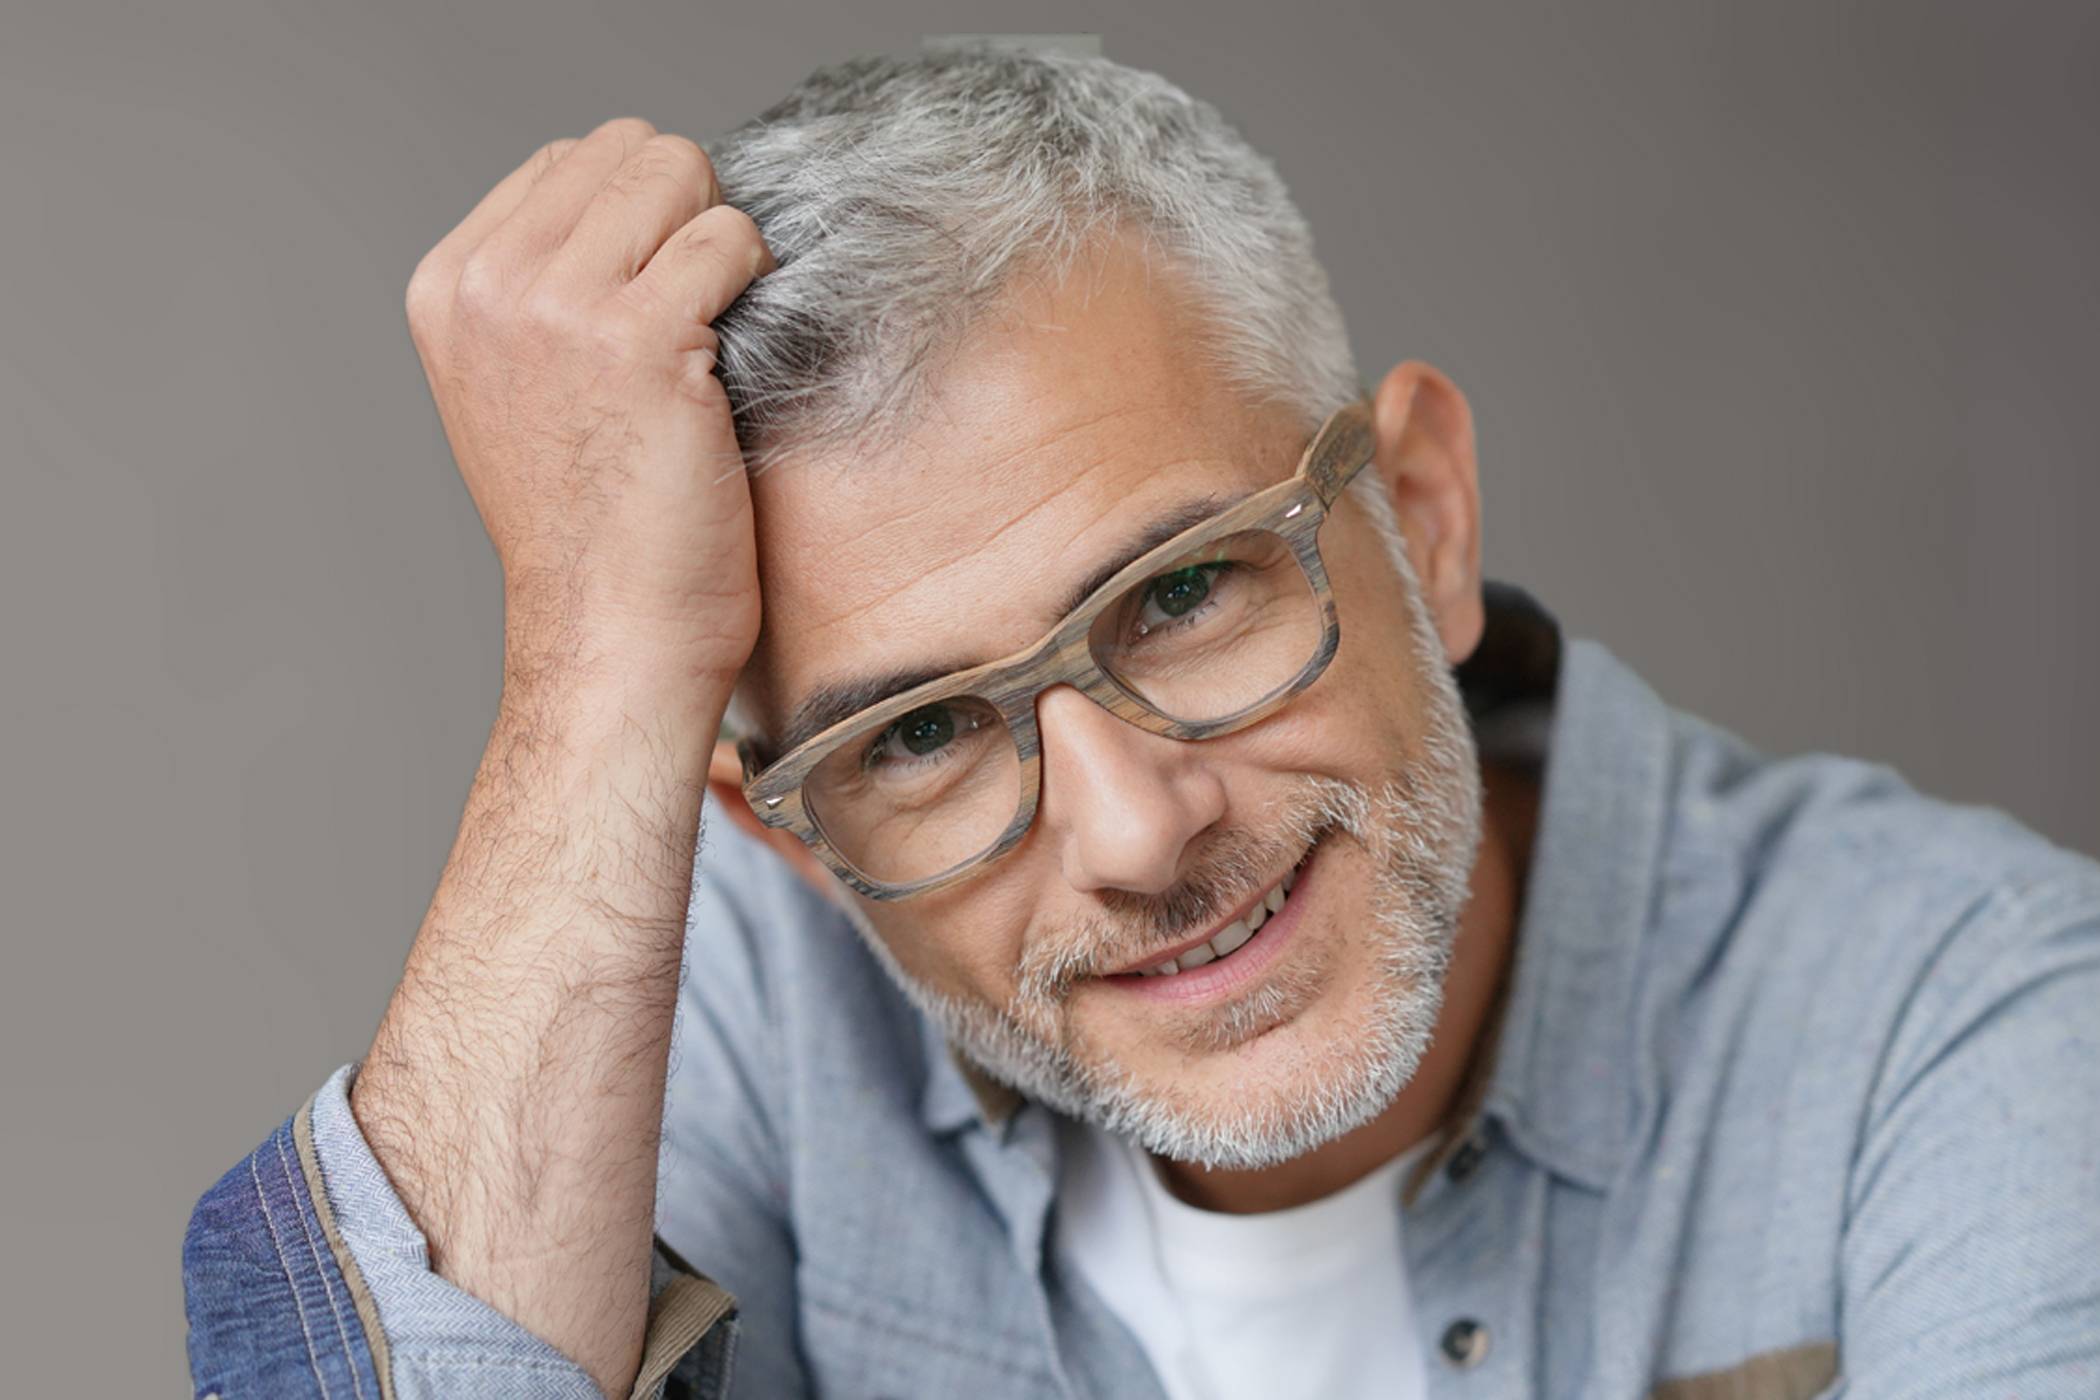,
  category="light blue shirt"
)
[195,590,2100,1397]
